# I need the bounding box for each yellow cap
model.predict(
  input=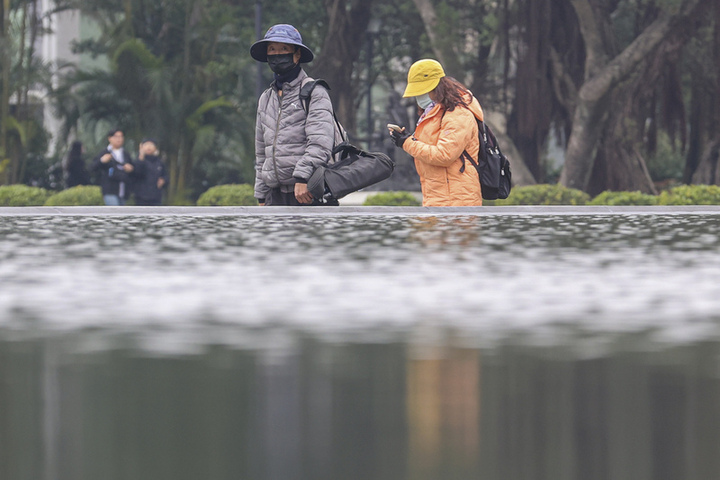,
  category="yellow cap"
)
[402,59,446,97]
